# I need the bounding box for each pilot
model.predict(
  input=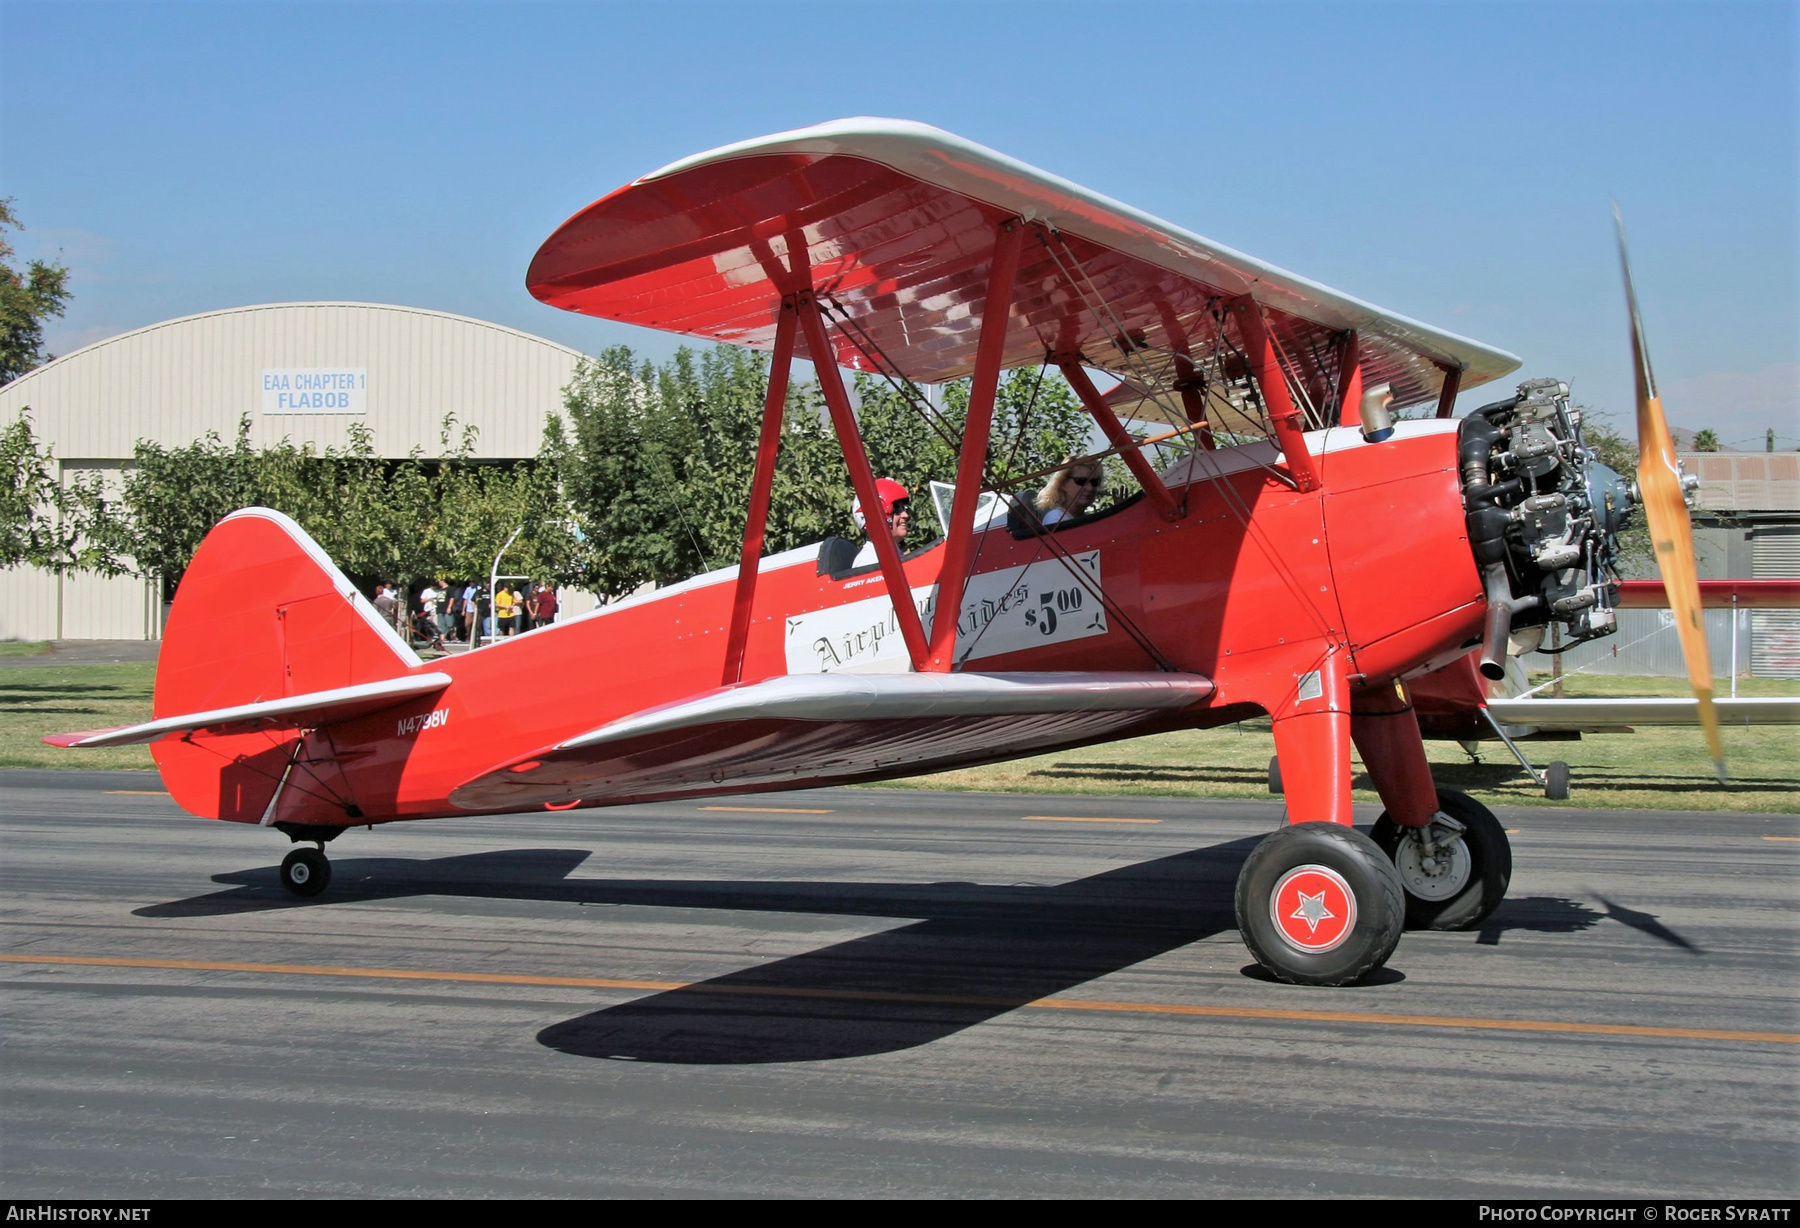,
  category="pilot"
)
[851,478,912,567]
[1035,457,1103,525]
